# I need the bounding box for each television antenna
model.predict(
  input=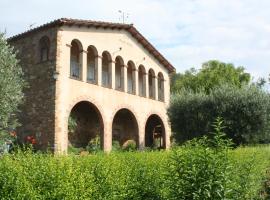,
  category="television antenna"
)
[118,10,129,24]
